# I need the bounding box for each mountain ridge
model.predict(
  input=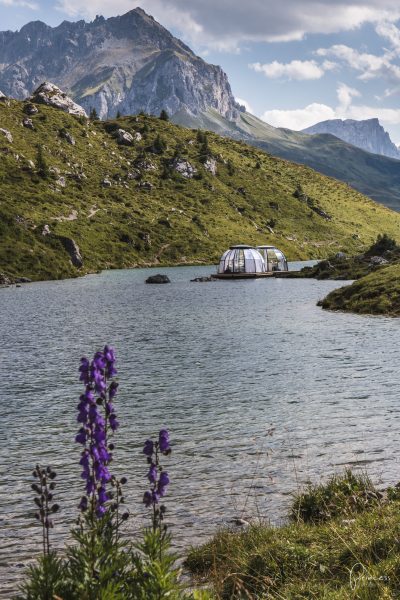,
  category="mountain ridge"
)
[302,117,400,160]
